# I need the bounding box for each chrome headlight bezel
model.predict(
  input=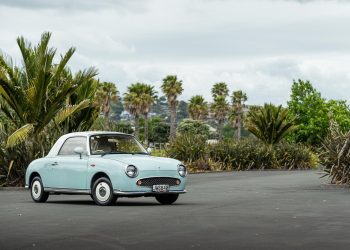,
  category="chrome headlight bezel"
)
[178,164,187,177]
[125,165,138,178]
